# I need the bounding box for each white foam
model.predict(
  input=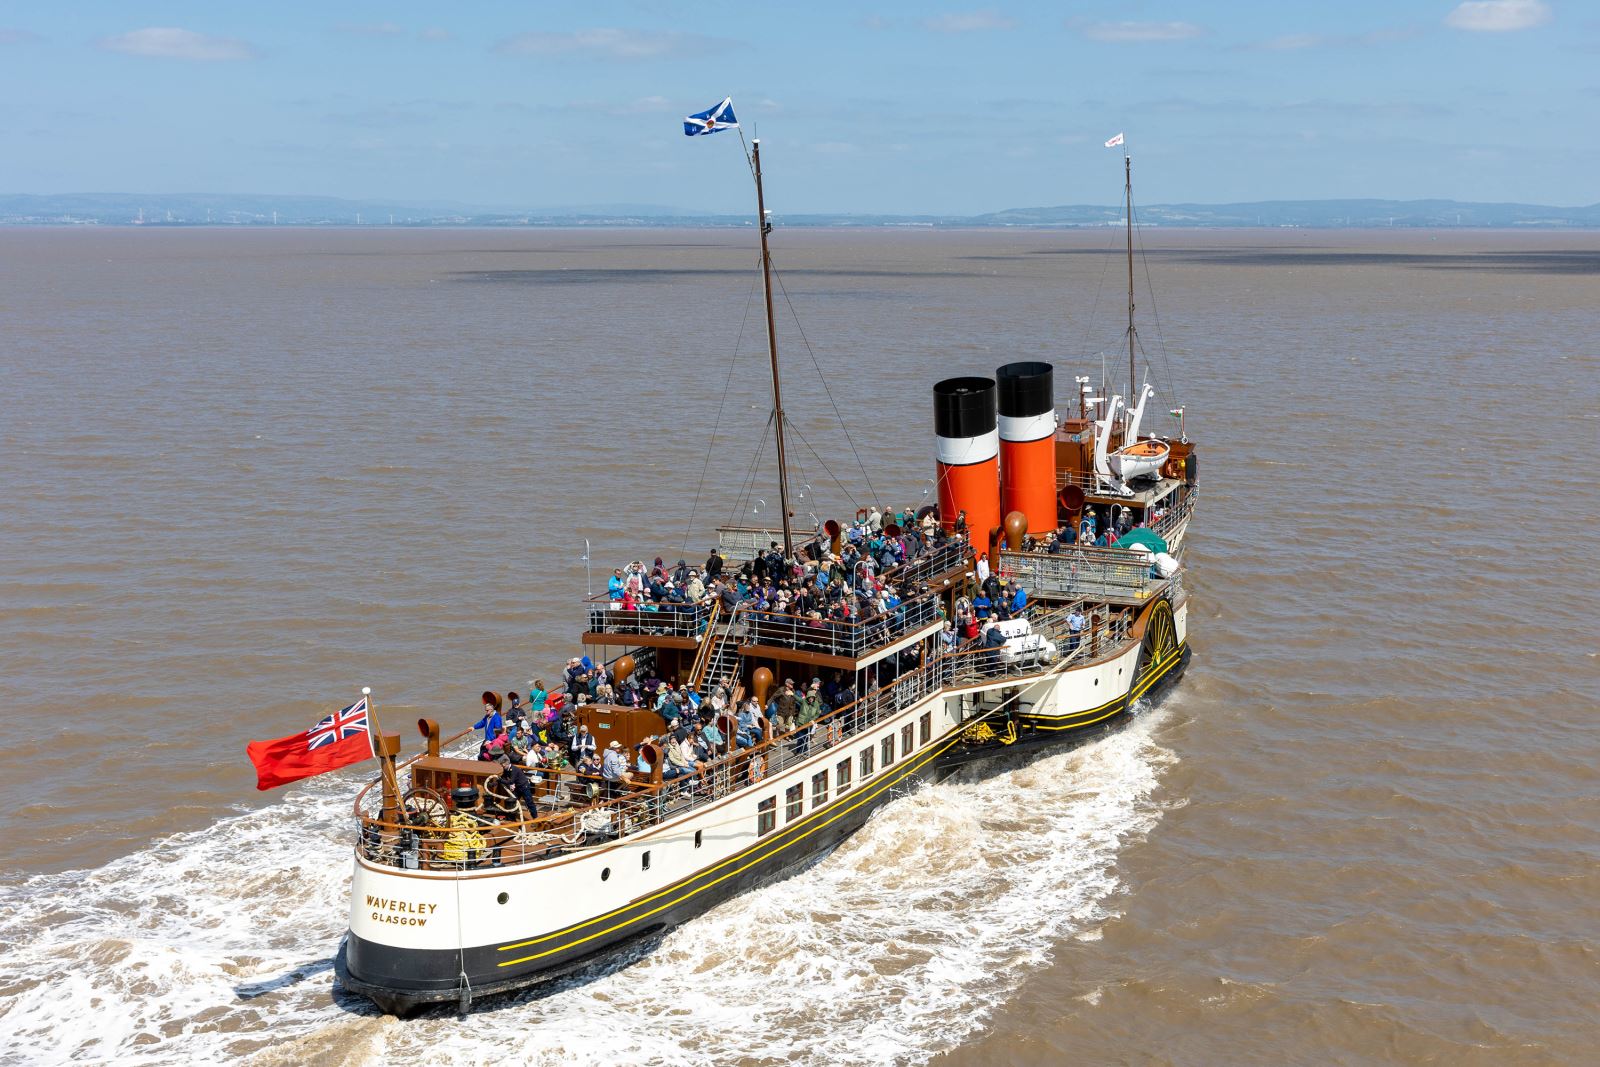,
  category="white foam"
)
[0,715,1175,1066]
